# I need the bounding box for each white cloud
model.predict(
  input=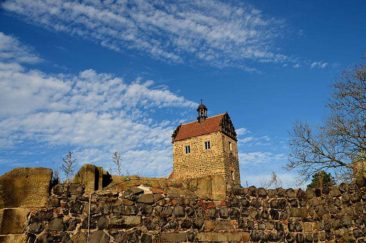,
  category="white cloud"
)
[236,127,271,146]
[310,61,328,69]
[239,151,286,165]
[235,127,249,136]
[0,32,196,177]
[2,0,287,69]
[0,32,41,64]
